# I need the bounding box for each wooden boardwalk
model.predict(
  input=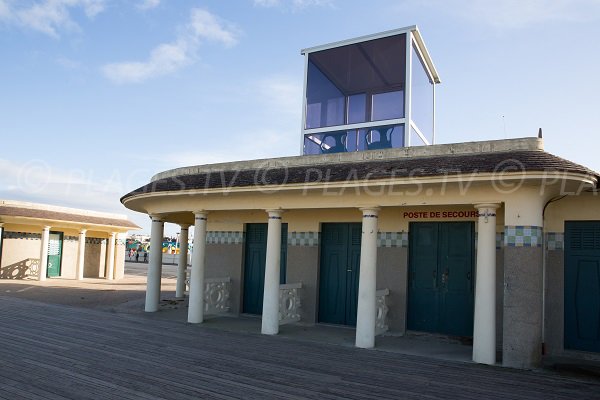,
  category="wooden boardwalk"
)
[0,296,598,400]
